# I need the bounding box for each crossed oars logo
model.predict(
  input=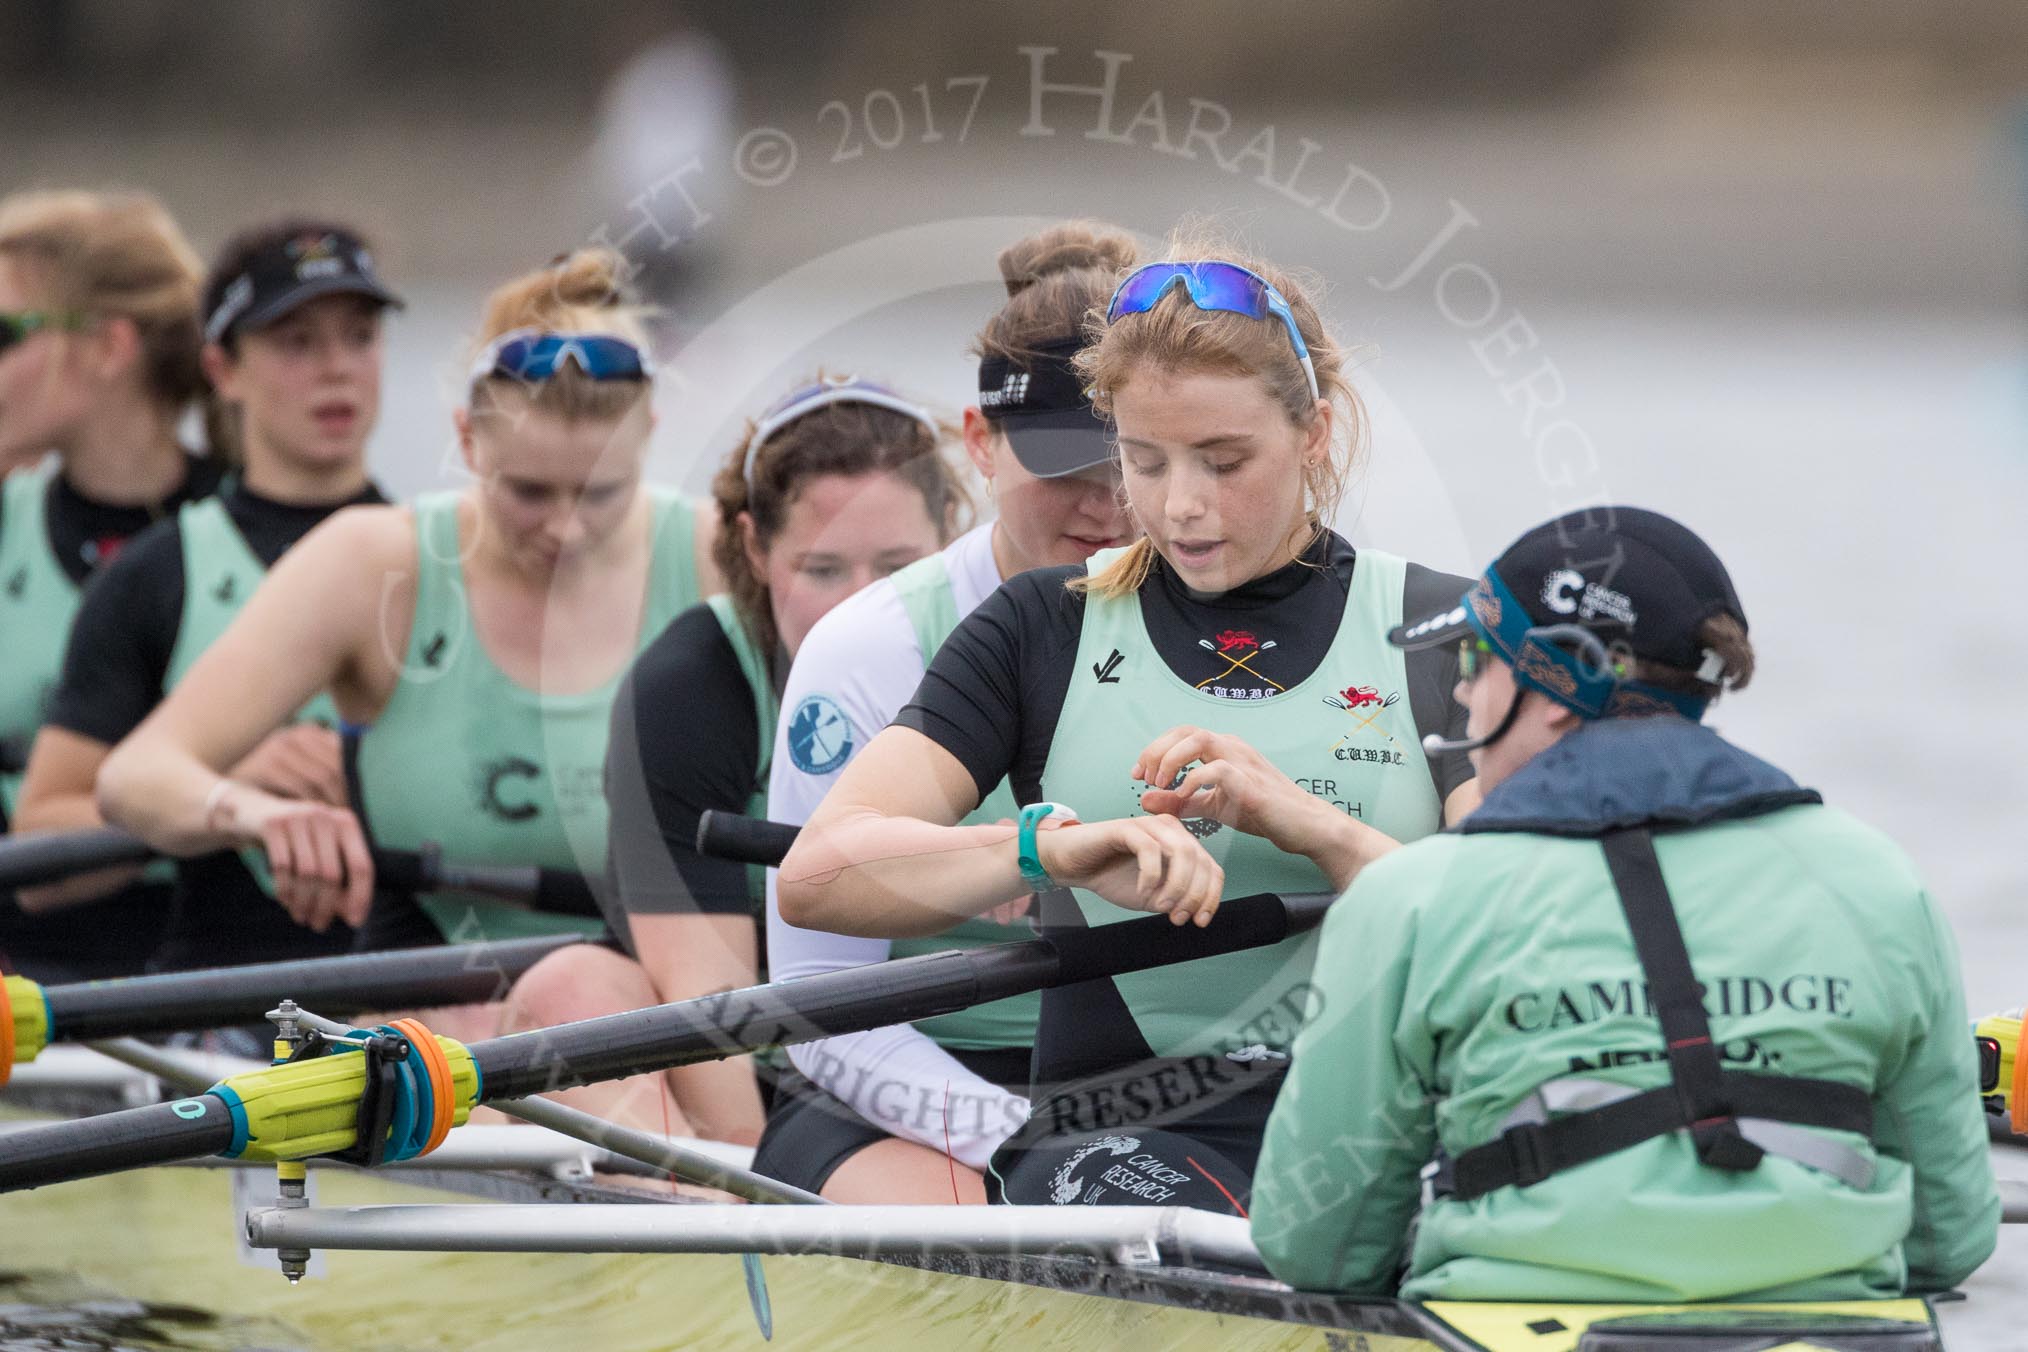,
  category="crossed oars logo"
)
[1323,685,1402,750]
[1195,630,1283,691]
